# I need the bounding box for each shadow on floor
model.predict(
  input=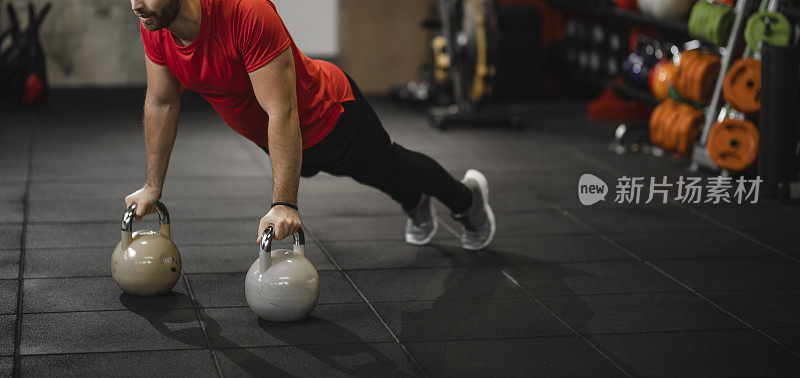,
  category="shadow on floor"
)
[393,243,598,373]
[258,318,400,376]
[120,285,400,376]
